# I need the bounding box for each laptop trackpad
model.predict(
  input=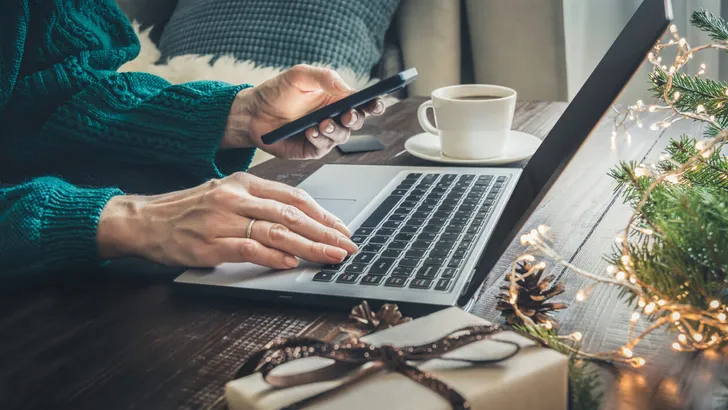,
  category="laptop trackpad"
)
[313,198,359,224]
